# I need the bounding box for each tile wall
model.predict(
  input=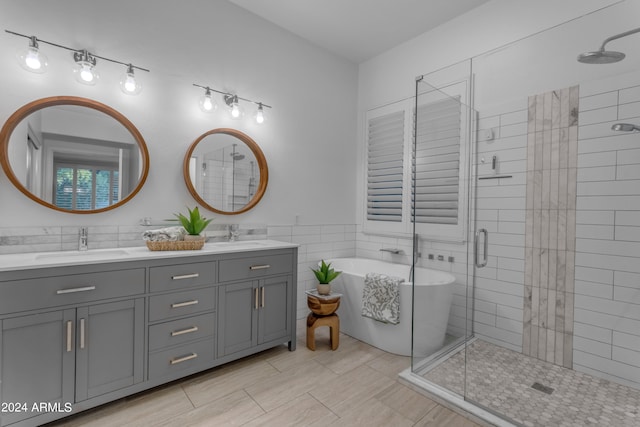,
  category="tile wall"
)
[523,86,579,368]
[573,73,640,389]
